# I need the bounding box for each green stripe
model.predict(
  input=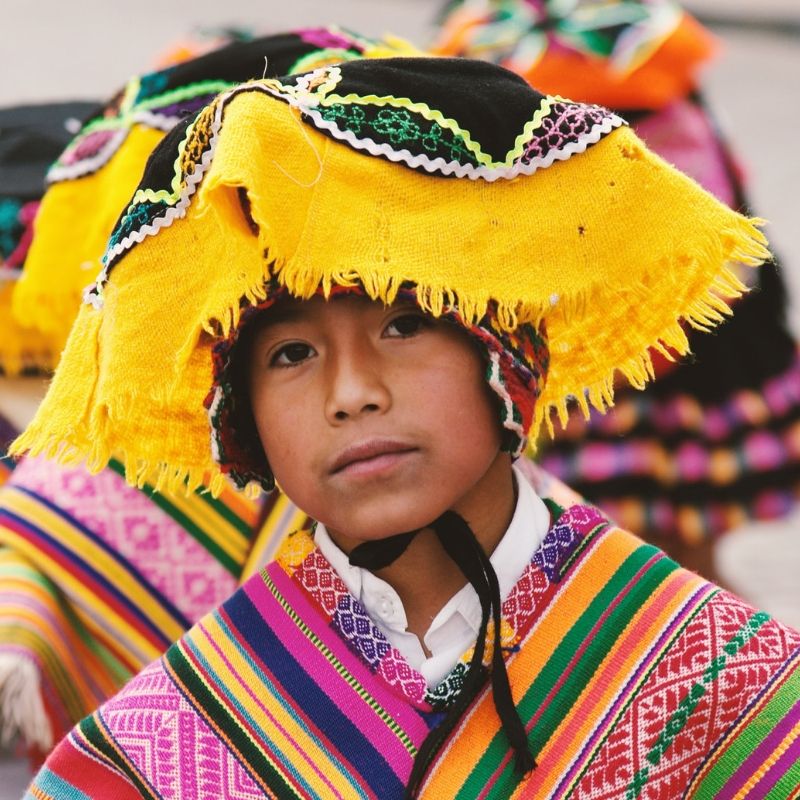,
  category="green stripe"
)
[165,639,301,799]
[264,572,417,756]
[58,586,133,685]
[0,555,58,590]
[79,713,160,799]
[692,653,800,798]
[629,610,771,798]
[107,459,241,574]
[765,754,800,800]
[196,486,253,537]
[0,625,88,721]
[565,587,717,795]
[0,556,124,715]
[557,520,609,580]
[457,542,675,799]
[135,80,235,113]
